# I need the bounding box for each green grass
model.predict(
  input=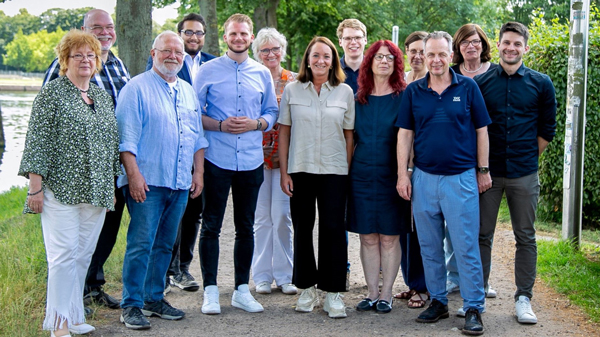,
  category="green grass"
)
[537,240,600,323]
[0,187,128,336]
